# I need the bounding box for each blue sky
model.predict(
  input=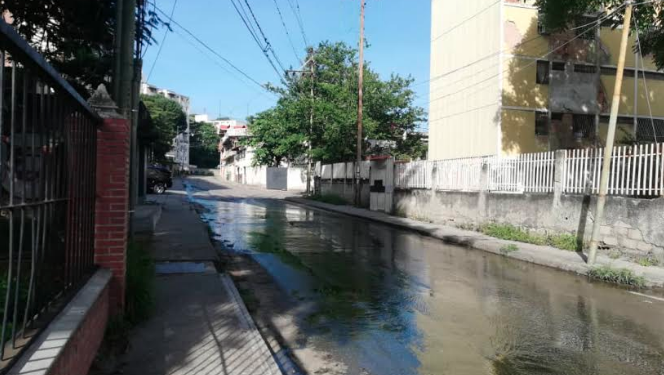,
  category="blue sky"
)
[143,0,431,129]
